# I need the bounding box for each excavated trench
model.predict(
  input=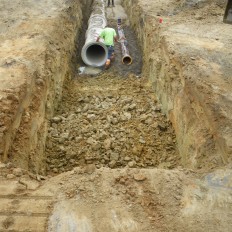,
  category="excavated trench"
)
[45,2,180,175]
[1,0,228,177]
